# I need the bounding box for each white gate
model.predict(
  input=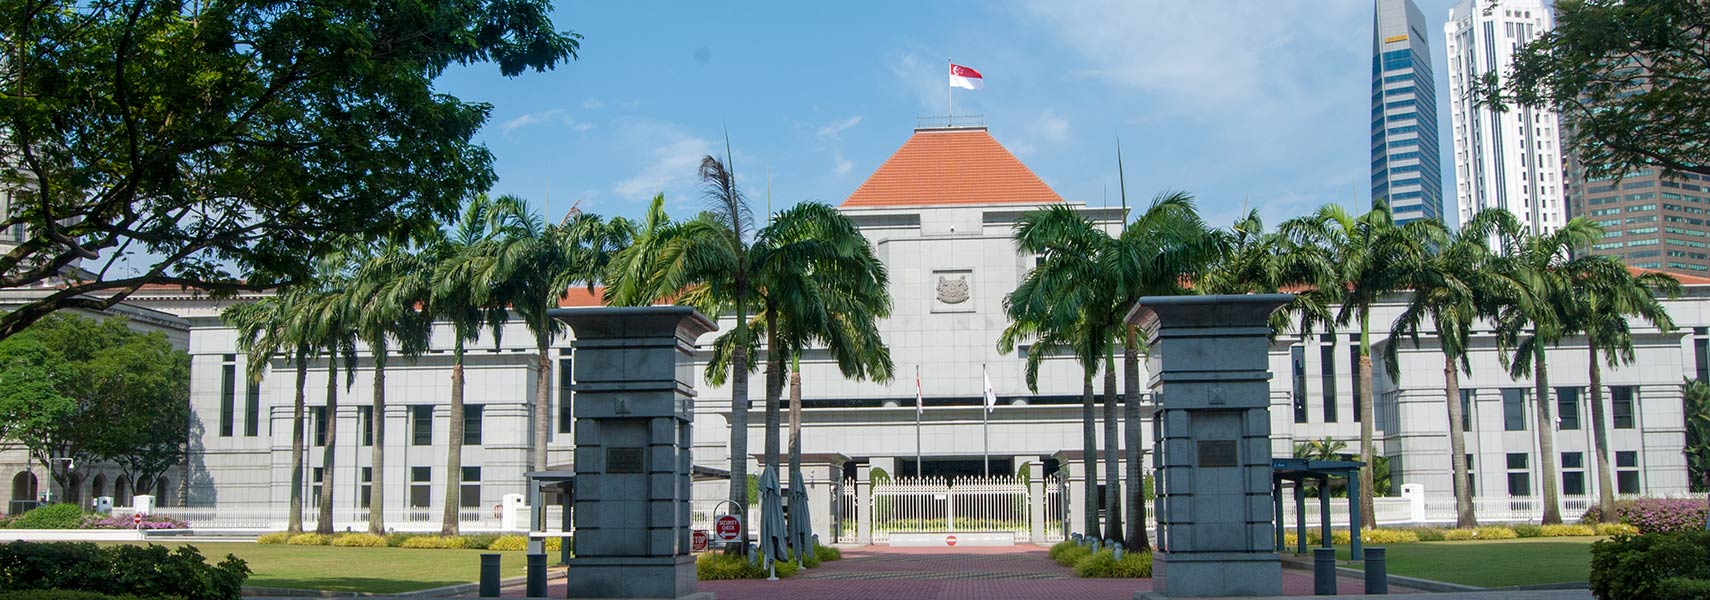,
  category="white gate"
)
[870,476,1030,543]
